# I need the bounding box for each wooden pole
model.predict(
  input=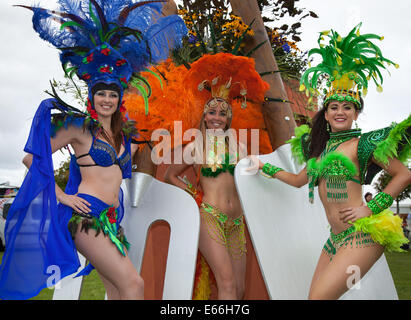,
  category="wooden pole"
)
[229,0,296,150]
[162,0,178,16]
